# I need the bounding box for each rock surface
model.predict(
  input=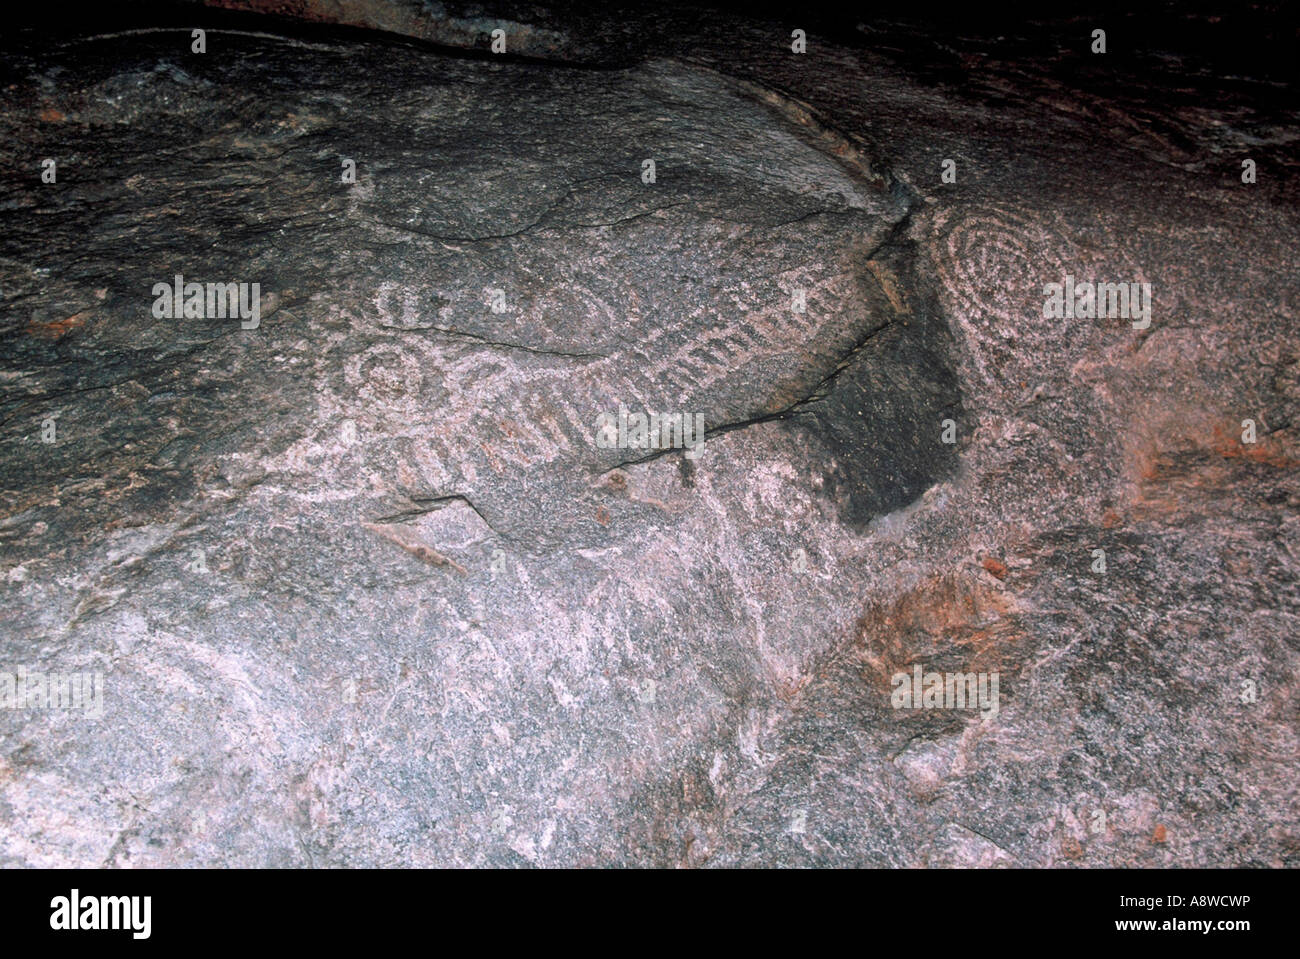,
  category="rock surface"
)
[1,1,1297,866]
